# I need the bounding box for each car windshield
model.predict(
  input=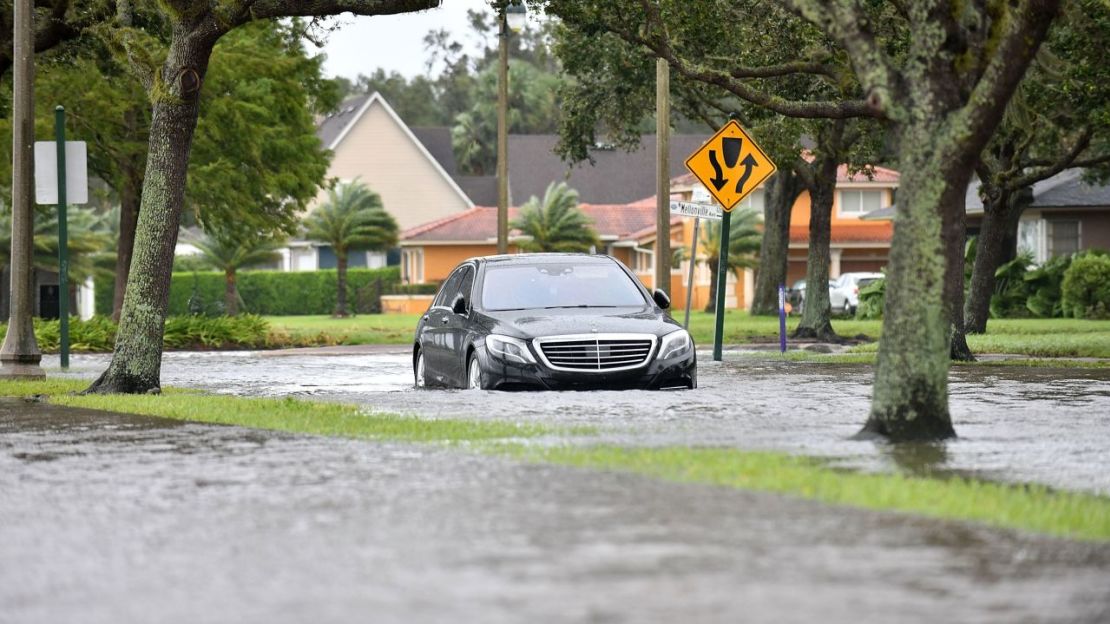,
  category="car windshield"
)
[481,262,647,311]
